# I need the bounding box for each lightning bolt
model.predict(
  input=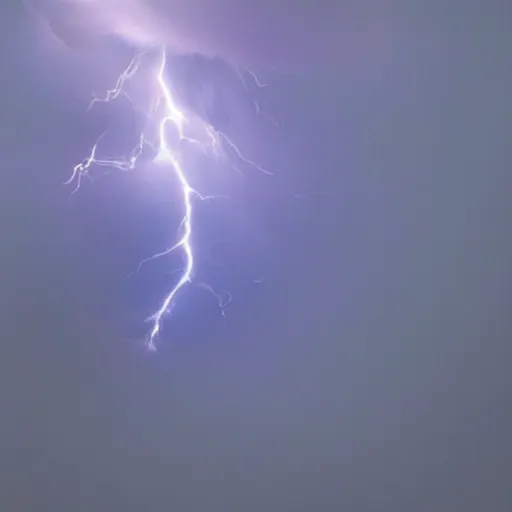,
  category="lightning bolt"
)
[88,53,144,110]
[144,49,195,351]
[67,48,271,351]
